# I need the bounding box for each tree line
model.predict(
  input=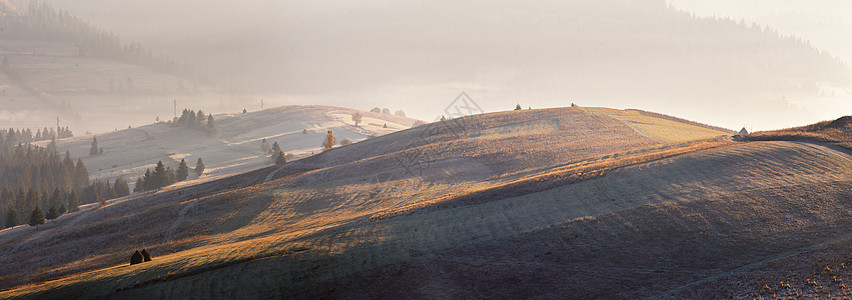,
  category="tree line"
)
[133,158,204,192]
[0,131,131,228]
[2,127,72,144]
